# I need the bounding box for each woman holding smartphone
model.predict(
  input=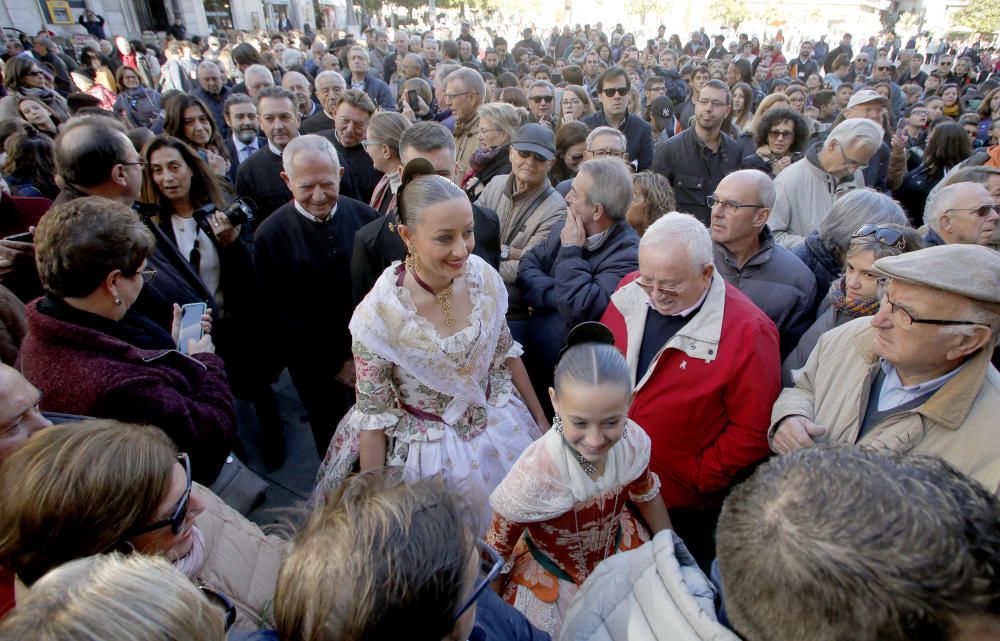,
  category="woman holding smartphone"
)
[141,136,286,468]
[17,196,235,484]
